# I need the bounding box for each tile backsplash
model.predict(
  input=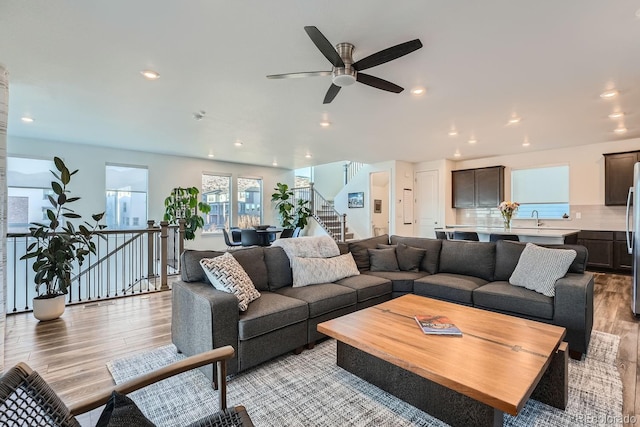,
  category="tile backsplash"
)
[455,204,628,231]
